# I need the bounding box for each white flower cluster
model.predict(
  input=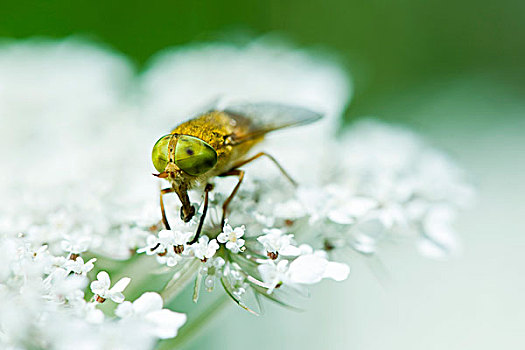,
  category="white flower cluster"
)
[137,220,350,311]
[257,121,475,258]
[0,232,186,349]
[0,37,472,346]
